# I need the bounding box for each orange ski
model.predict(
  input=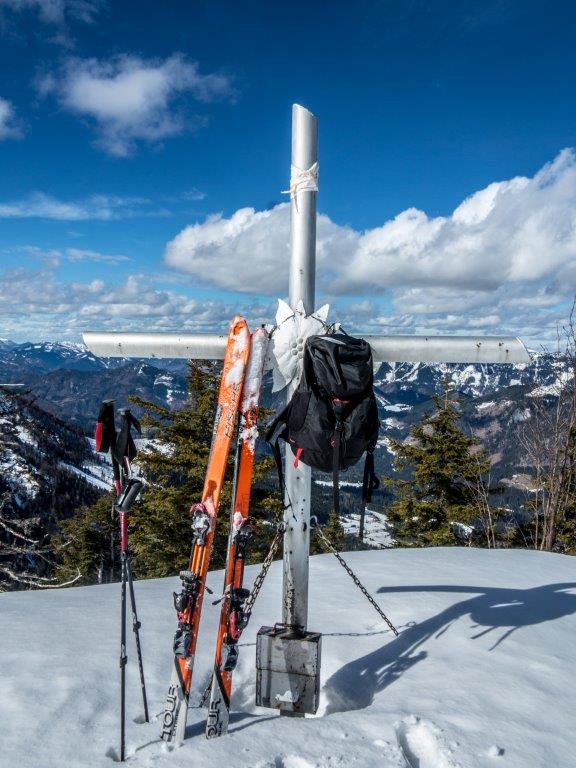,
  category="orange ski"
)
[205,326,269,739]
[160,316,250,744]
